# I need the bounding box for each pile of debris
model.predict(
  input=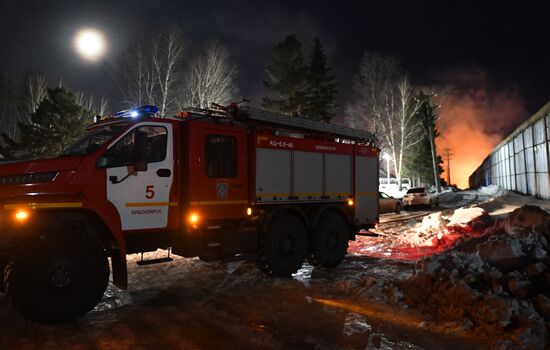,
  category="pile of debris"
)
[398,205,550,349]
[394,207,495,249]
